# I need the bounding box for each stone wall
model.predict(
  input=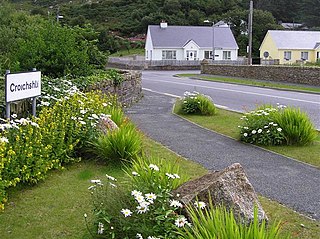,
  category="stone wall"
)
[88,70,143,107]
[201,63,320,86]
